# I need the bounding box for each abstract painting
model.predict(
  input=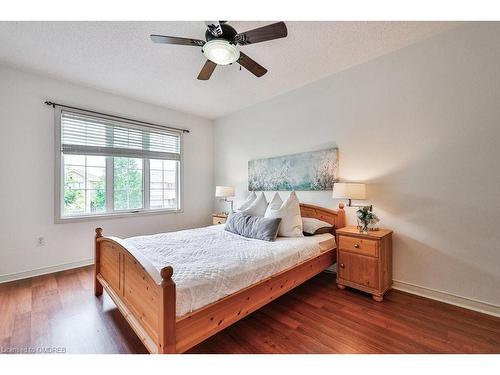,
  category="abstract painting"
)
[248,148,338,191]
